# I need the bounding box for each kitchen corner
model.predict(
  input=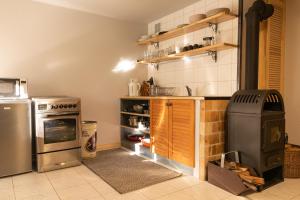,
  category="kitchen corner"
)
[120,94,230,180]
